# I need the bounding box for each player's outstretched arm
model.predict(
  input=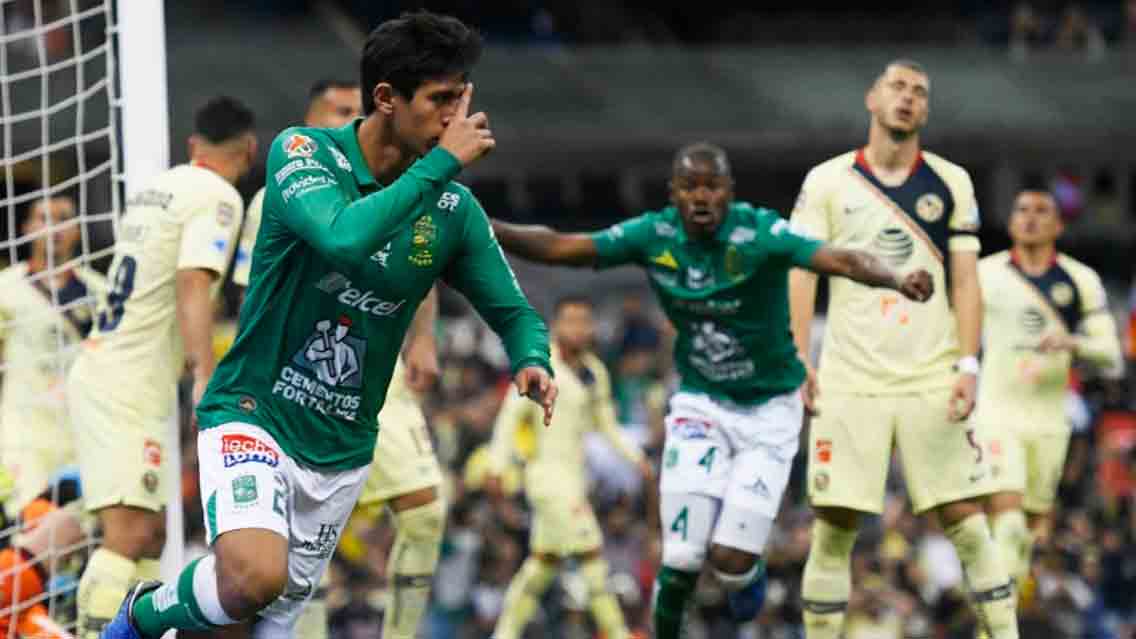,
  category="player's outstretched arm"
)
[490,220,599,267]
[808,245,933,303]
